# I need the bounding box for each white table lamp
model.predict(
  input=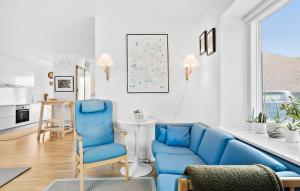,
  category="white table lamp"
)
[182,54,199,81]
[97,53,113,81]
